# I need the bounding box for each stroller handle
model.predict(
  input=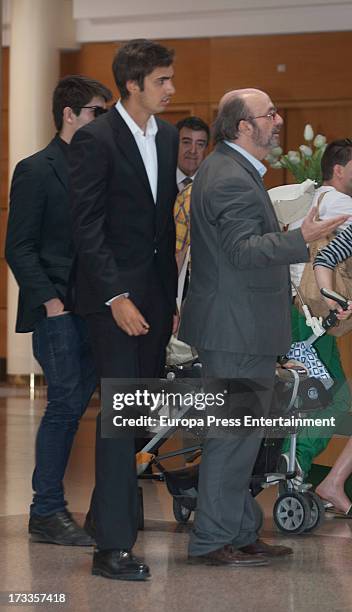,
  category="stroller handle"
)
[320,288,349,310]
[320,288,349,332]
